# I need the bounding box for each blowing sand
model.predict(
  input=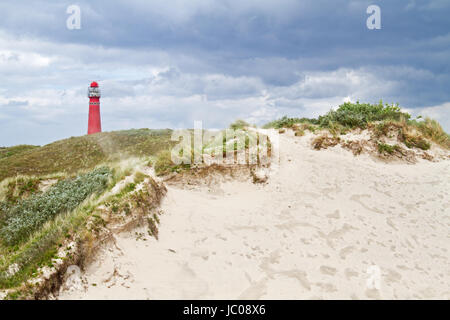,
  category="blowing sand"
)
[58,130,450,299]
